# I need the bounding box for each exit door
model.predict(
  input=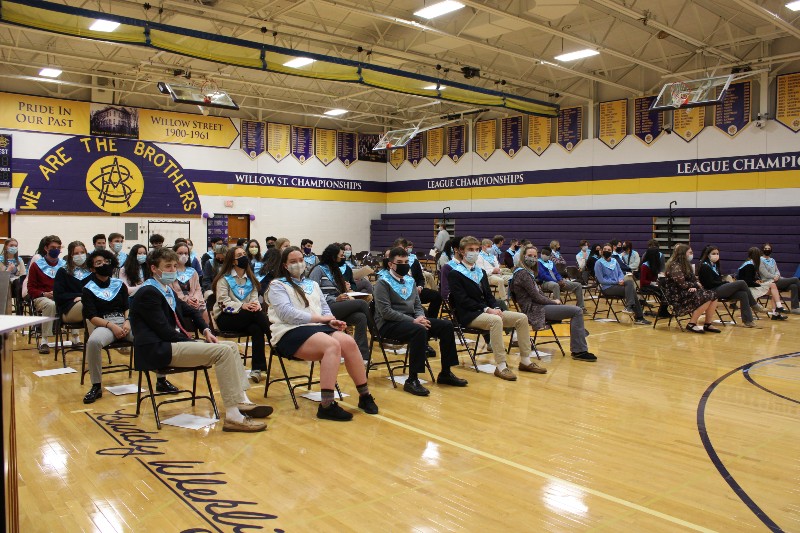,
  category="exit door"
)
[227,214,249,246]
